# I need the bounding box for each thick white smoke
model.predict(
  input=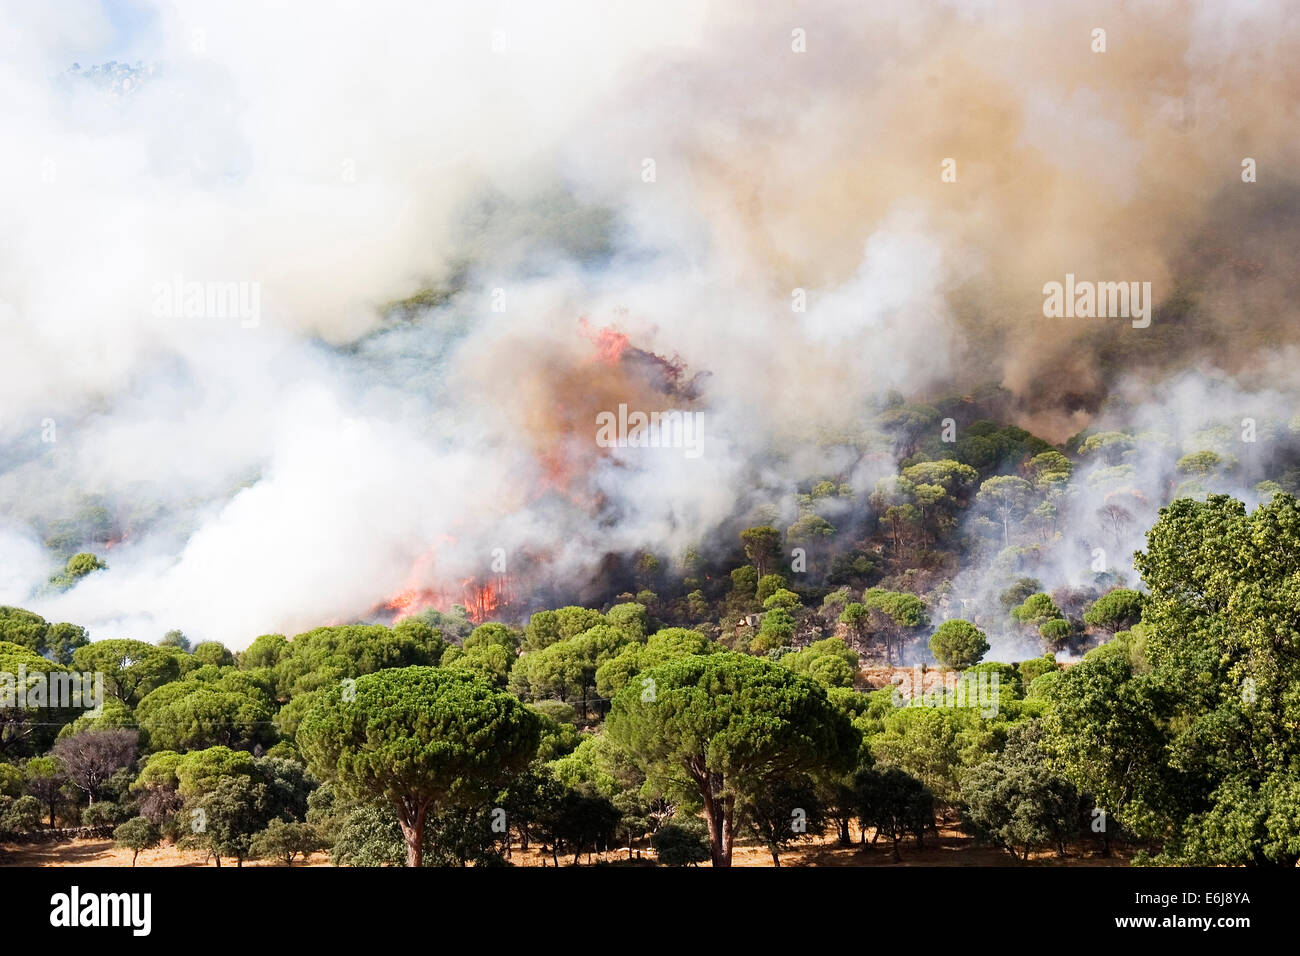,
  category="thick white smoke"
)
[1,1,1297,648]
